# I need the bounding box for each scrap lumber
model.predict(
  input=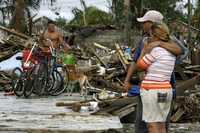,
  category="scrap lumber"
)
[105,69,125,79]
[88,48,108,68]
[171,90,200,122]
[171,107,185,122]
[112,103,135,118]
[105,96,138,107]
[92,77,124,92]
[93,42,111,52]
[185,65,200,69]
[56,96,138,113]
[115,43,129,70]
[0,72,12,91]
[178,20,200,32]
[2,35,29,48]
[76,65,99,73]
[0,25,30,39]
[176,74,200,96]
[175,65,189,80]
[93,96,138,119]
[0,50,15,59]
[185,65,200,72]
